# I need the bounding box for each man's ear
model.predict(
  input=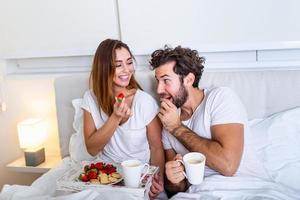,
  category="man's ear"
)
[184,73,195,86]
